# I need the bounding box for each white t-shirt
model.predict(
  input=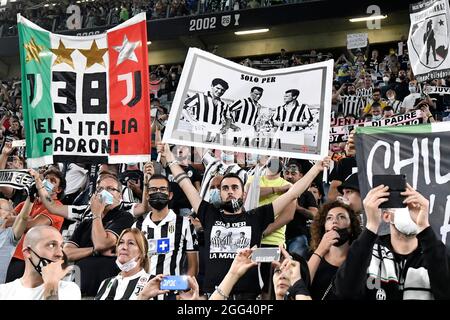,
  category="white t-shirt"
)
[0,279,81,300]
[402,93,421,111]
